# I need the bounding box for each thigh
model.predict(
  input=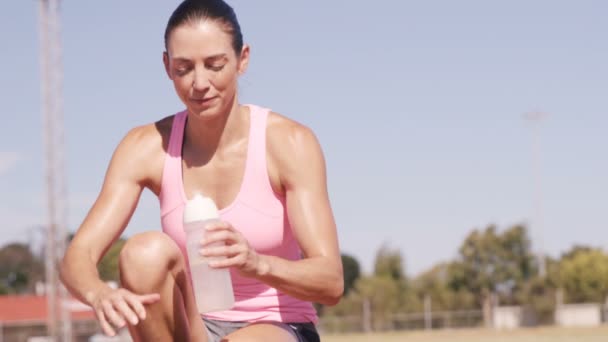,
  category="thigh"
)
[222,322,298,342]
[120,231,208,341]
